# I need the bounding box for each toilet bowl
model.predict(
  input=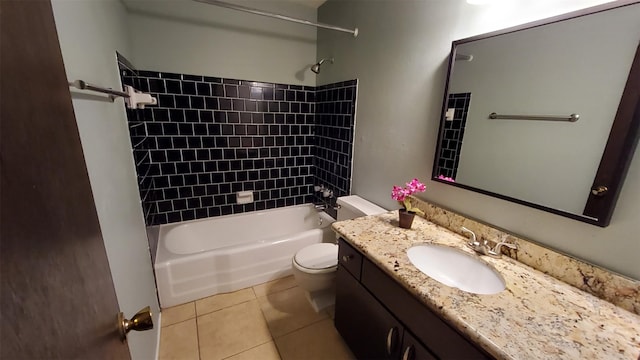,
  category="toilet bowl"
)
[292,195,386,312]
[292,243,338,312]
